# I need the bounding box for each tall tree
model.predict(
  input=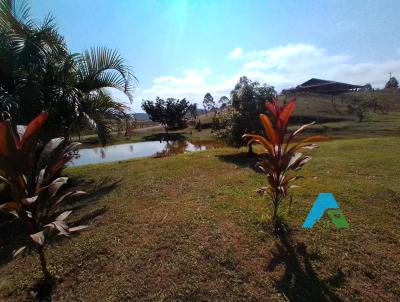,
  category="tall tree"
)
[0,0,135,144]
[203,93,215,115]
[218,96,230,108]
[188,102,198,119]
